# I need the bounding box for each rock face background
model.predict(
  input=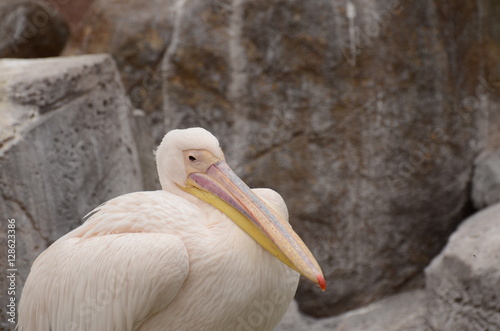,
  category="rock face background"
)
[160,0,500,317]
[1,0,500,330]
